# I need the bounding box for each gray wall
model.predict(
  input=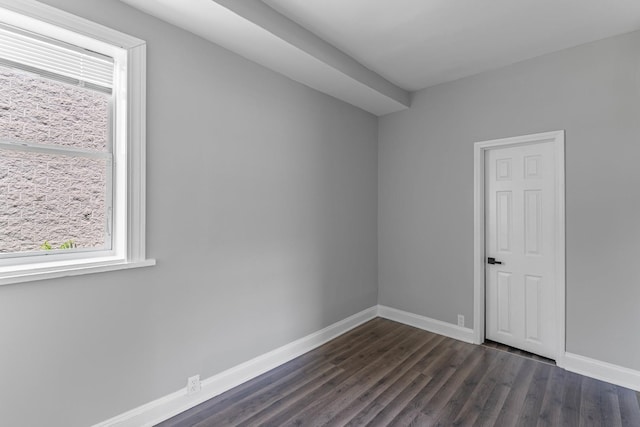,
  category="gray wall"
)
[0,1,378,426]
[379,31,640,371]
